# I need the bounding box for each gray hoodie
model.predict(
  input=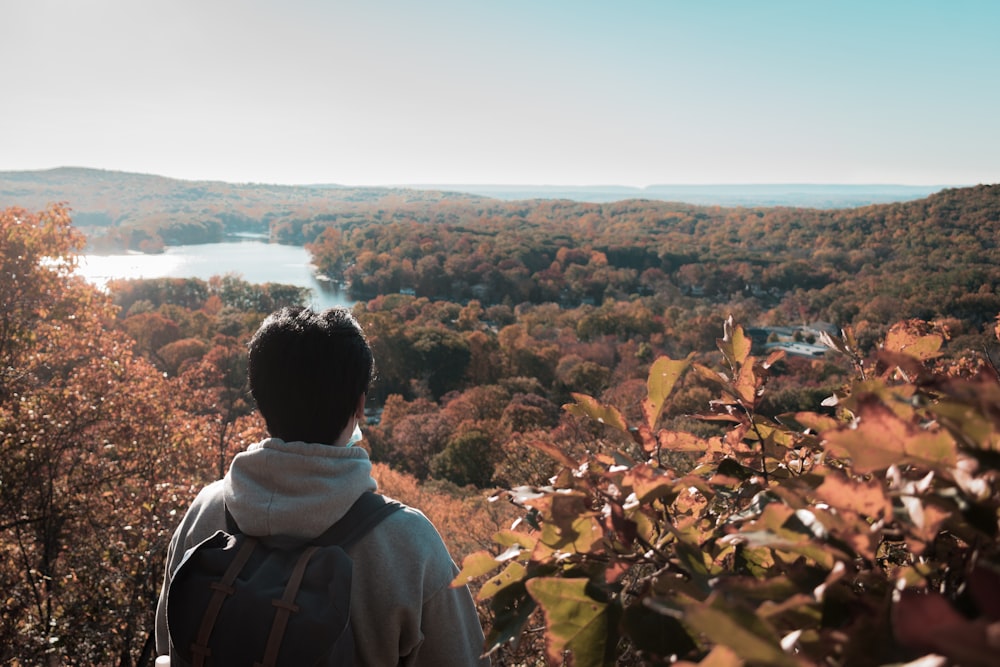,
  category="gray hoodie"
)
[155,438,490,666]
